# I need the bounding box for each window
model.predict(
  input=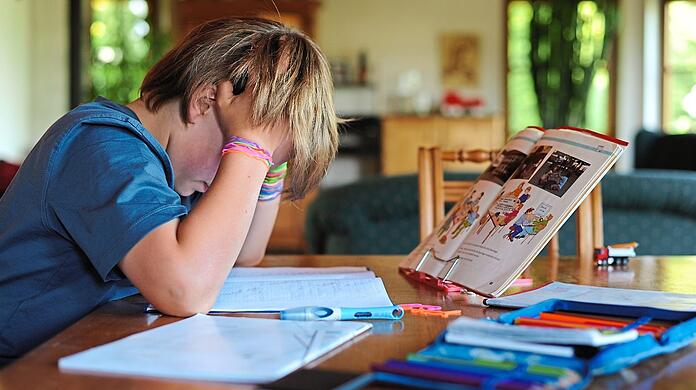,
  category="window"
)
[86,0,169,103]
[663,0,696,133]
[507,1,616,135]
